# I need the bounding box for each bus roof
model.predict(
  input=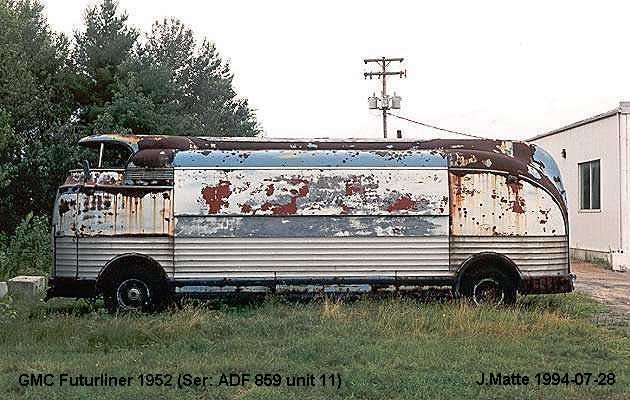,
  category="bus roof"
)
[79,133,518,152]
[78,134,564,206]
